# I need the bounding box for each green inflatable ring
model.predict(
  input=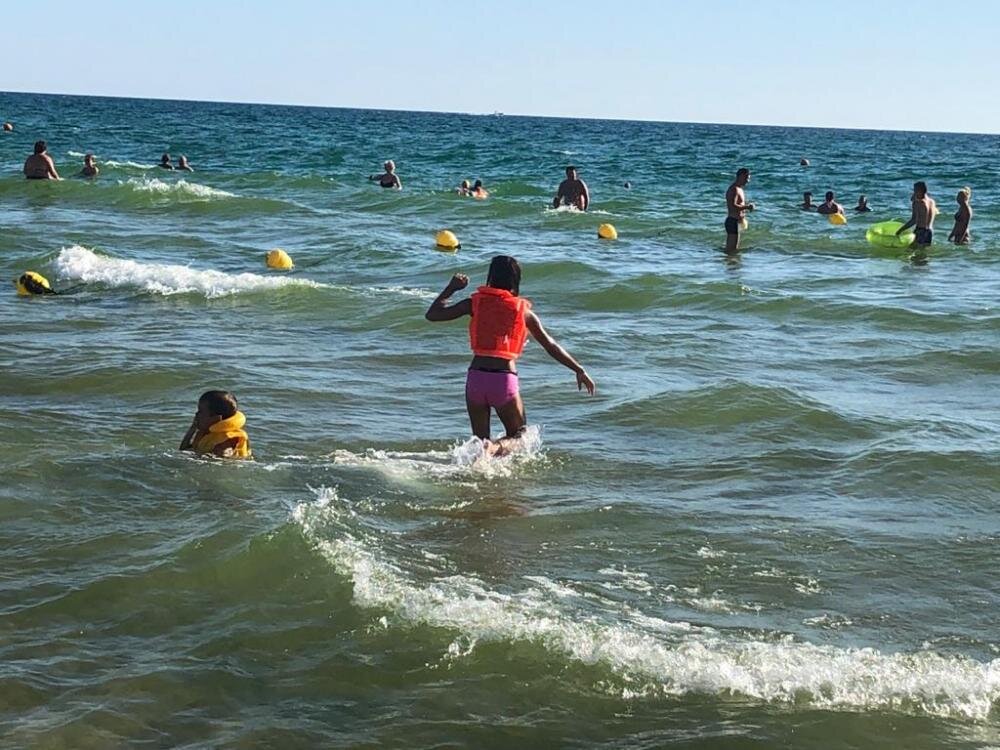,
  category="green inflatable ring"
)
[866,220,915,249]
